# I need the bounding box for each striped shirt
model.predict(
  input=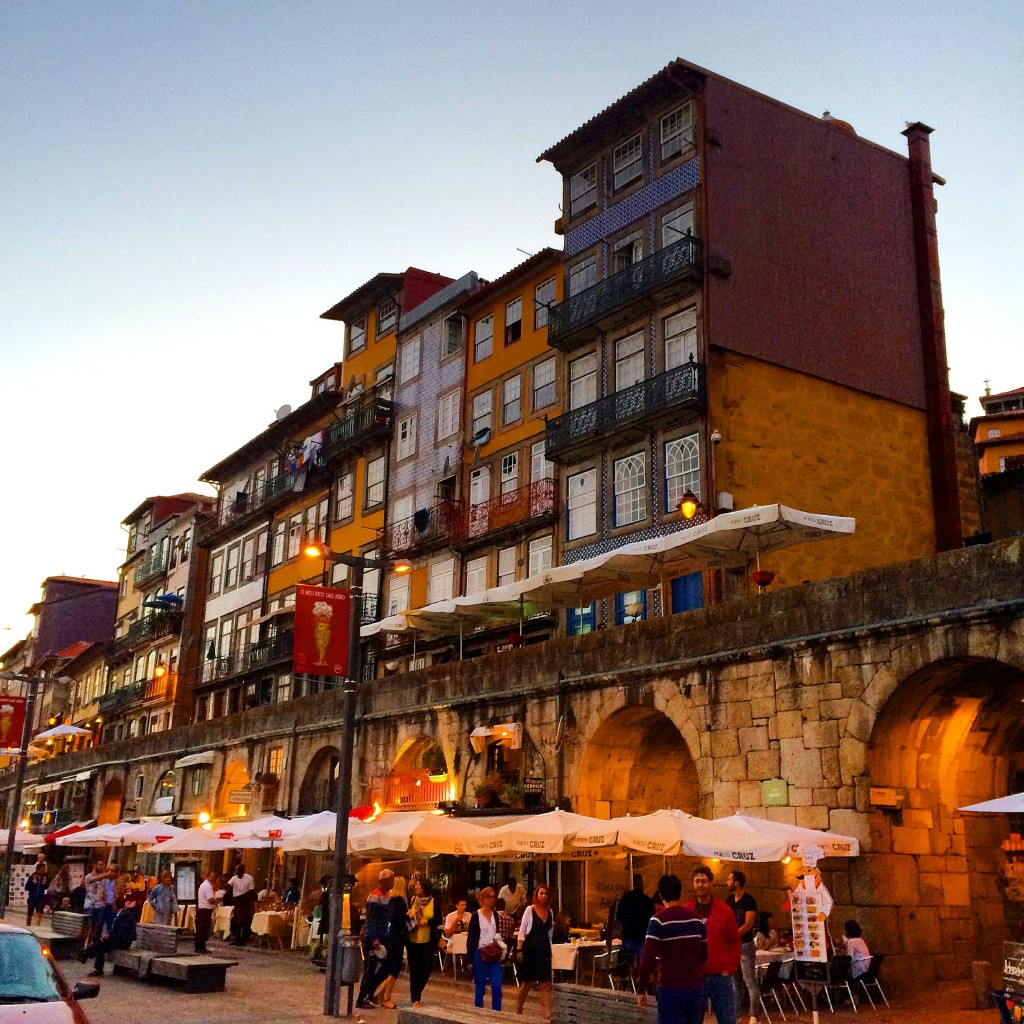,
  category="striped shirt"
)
[637,905,706,991]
